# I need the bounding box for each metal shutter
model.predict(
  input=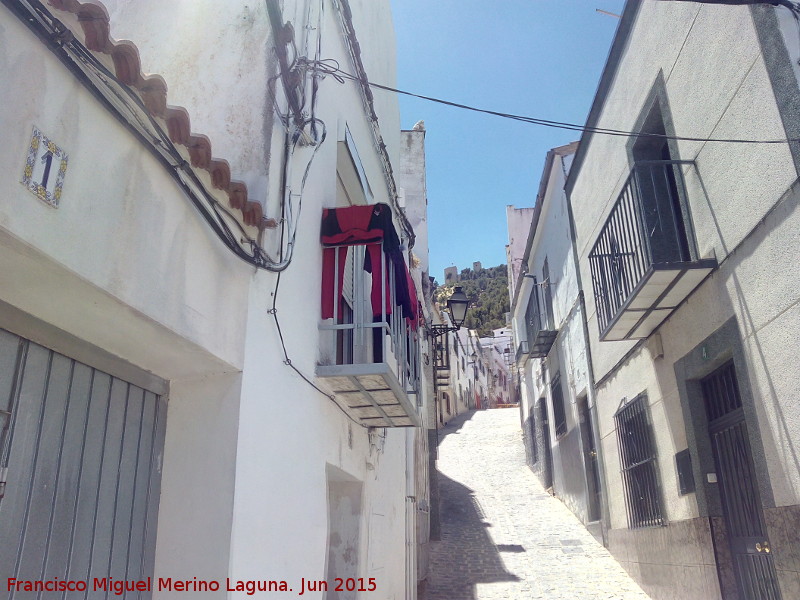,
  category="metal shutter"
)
[0,328,166,599]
